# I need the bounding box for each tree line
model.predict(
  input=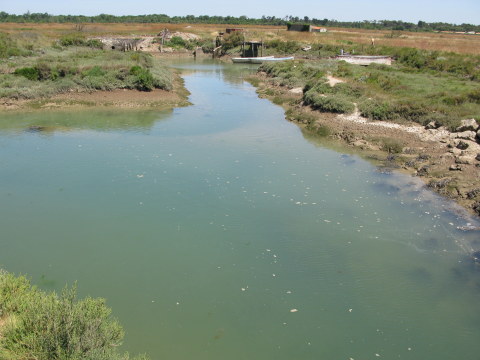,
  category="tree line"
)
[0,12,478,33]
